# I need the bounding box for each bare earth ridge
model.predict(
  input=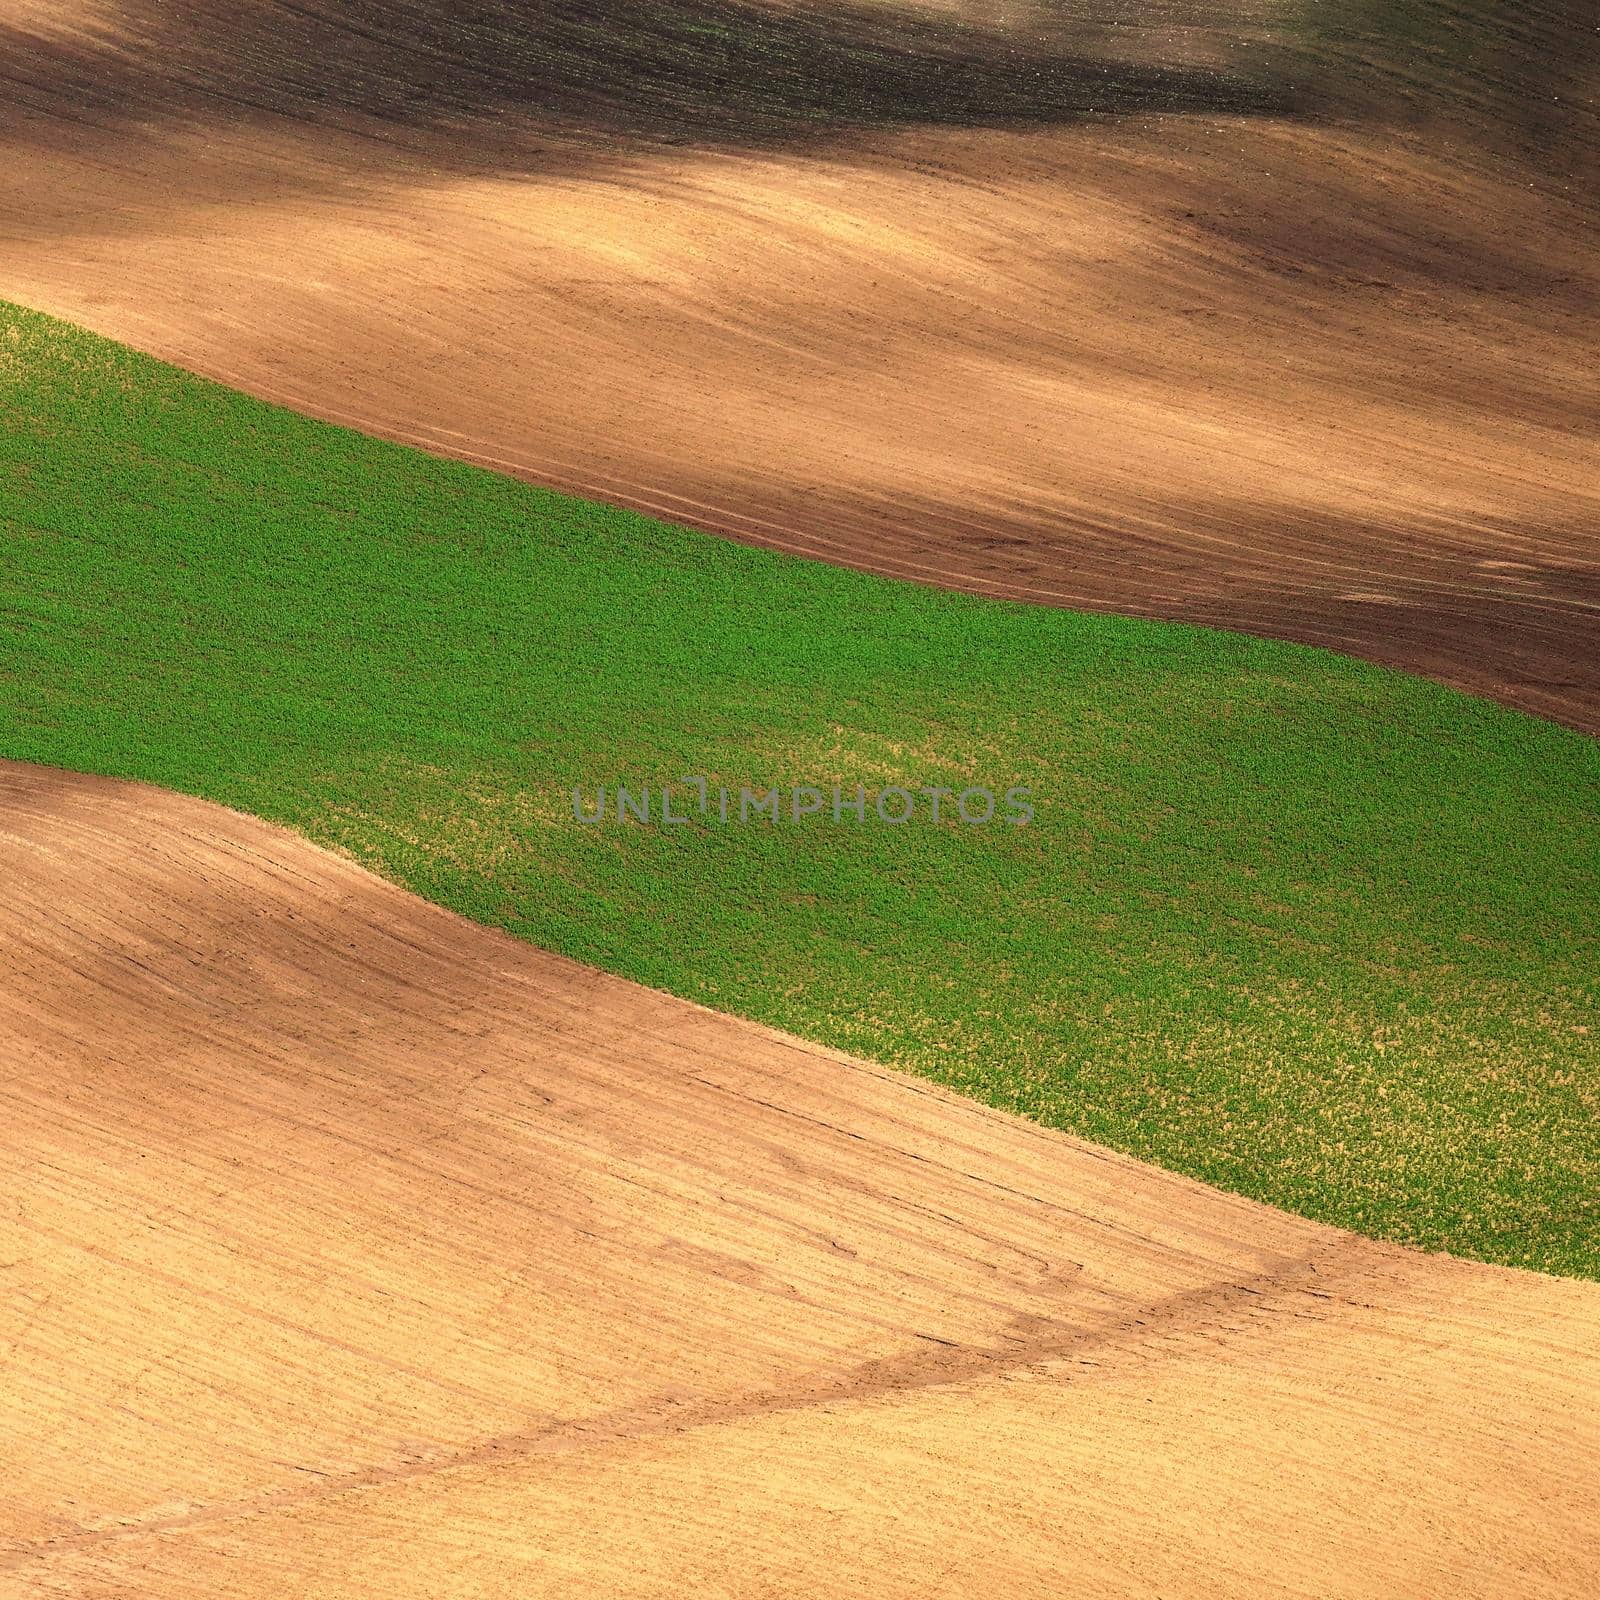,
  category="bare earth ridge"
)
[1,1,1597,731]
[4,7,1598,1592]
[1,759,1597,1597]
